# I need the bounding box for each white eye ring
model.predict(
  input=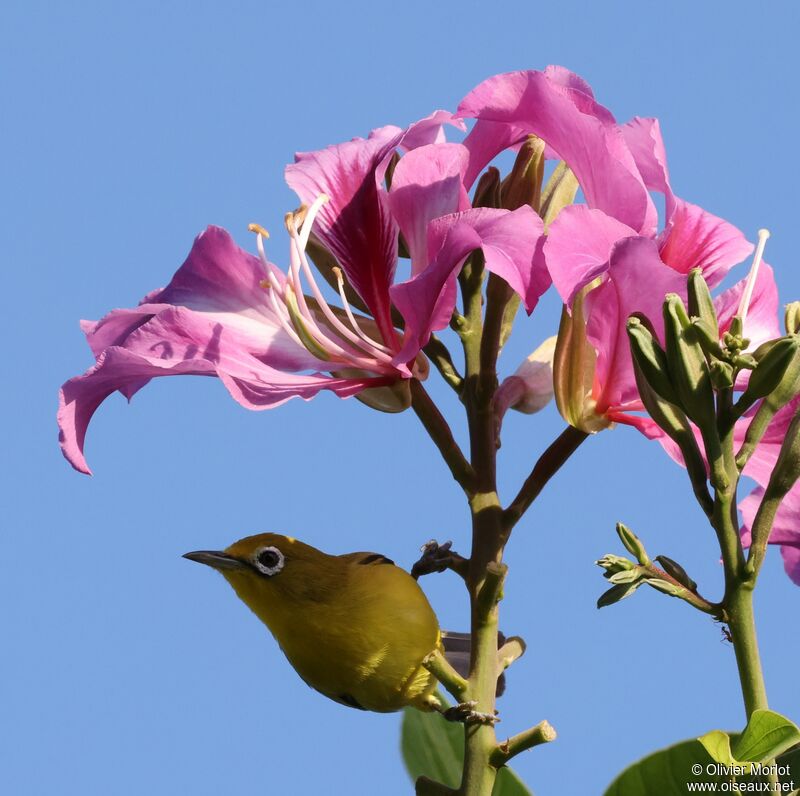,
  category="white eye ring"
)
[253,546,285,576]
